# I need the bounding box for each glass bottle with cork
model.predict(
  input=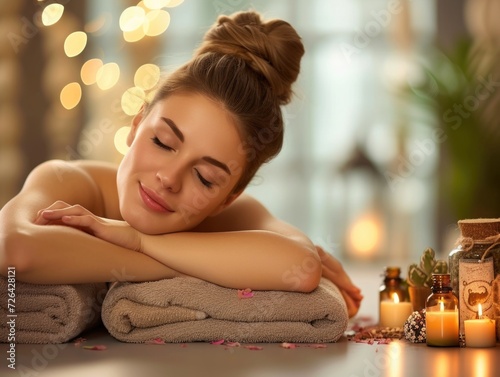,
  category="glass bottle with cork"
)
[449,218,500,342]
[425,273,459,347]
